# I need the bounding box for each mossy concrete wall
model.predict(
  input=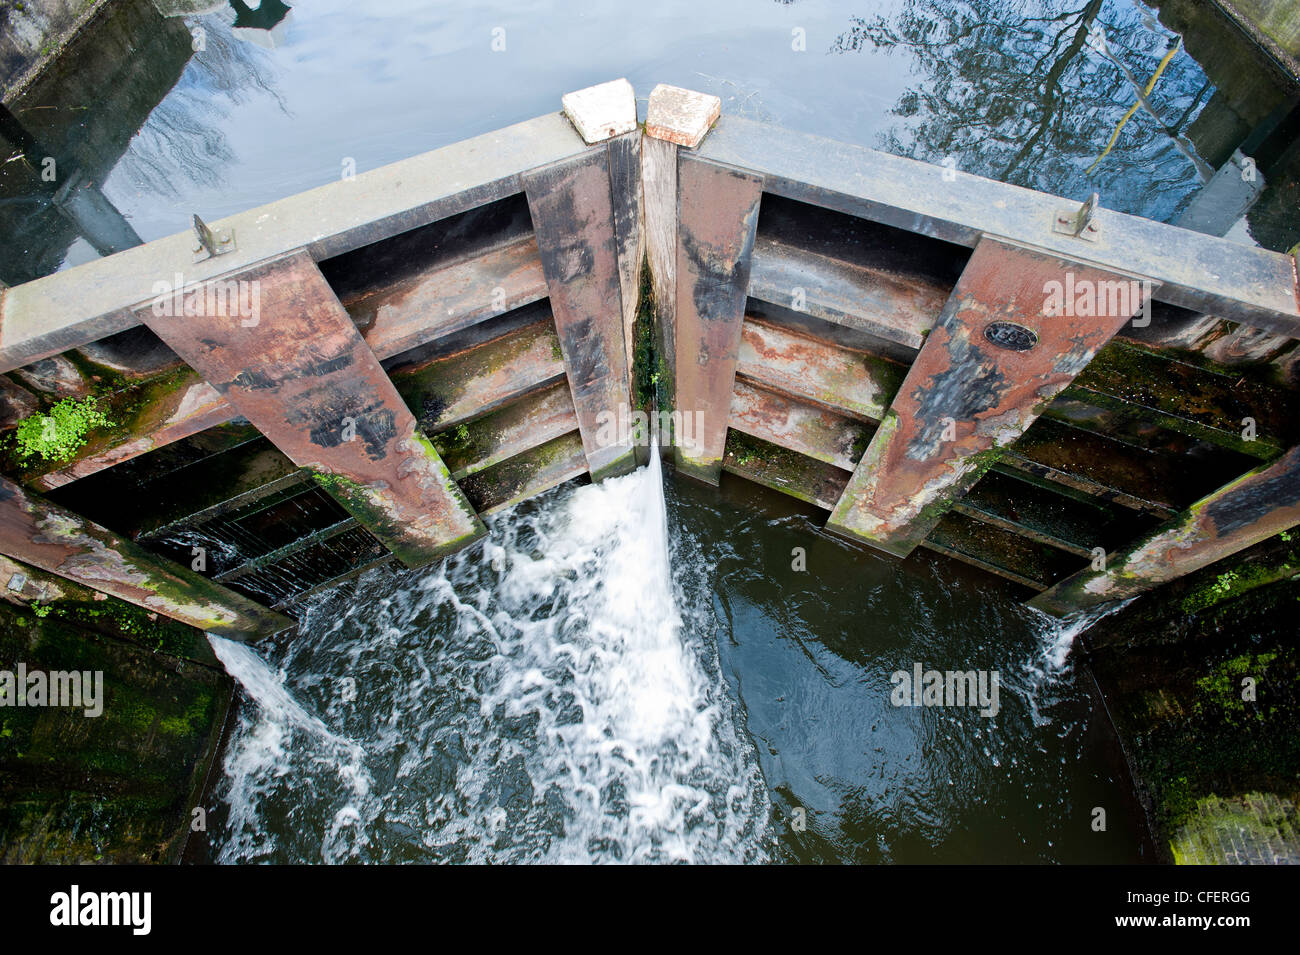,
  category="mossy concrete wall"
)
[0,556,231,862]
[1082,531,1300,863]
